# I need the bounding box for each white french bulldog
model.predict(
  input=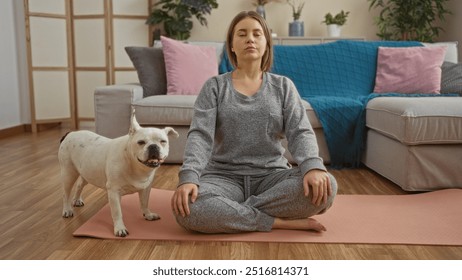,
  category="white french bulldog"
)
[58,111,178,237]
